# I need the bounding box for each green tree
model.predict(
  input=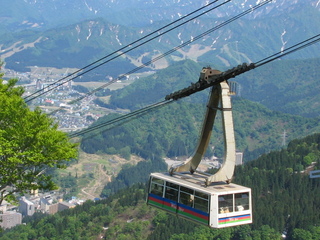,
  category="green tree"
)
[292,228,313,240]
[0,76,78,204]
